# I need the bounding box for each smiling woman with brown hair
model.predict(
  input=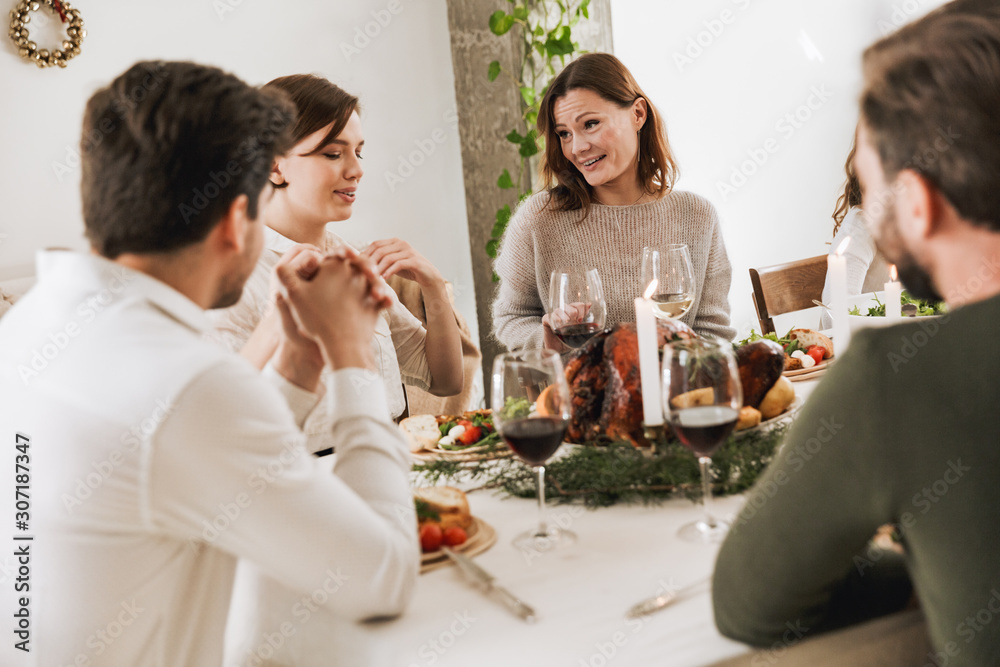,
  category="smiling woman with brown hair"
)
[537,52,679,215]
[492,53,735,353]
[208,74,464,452]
